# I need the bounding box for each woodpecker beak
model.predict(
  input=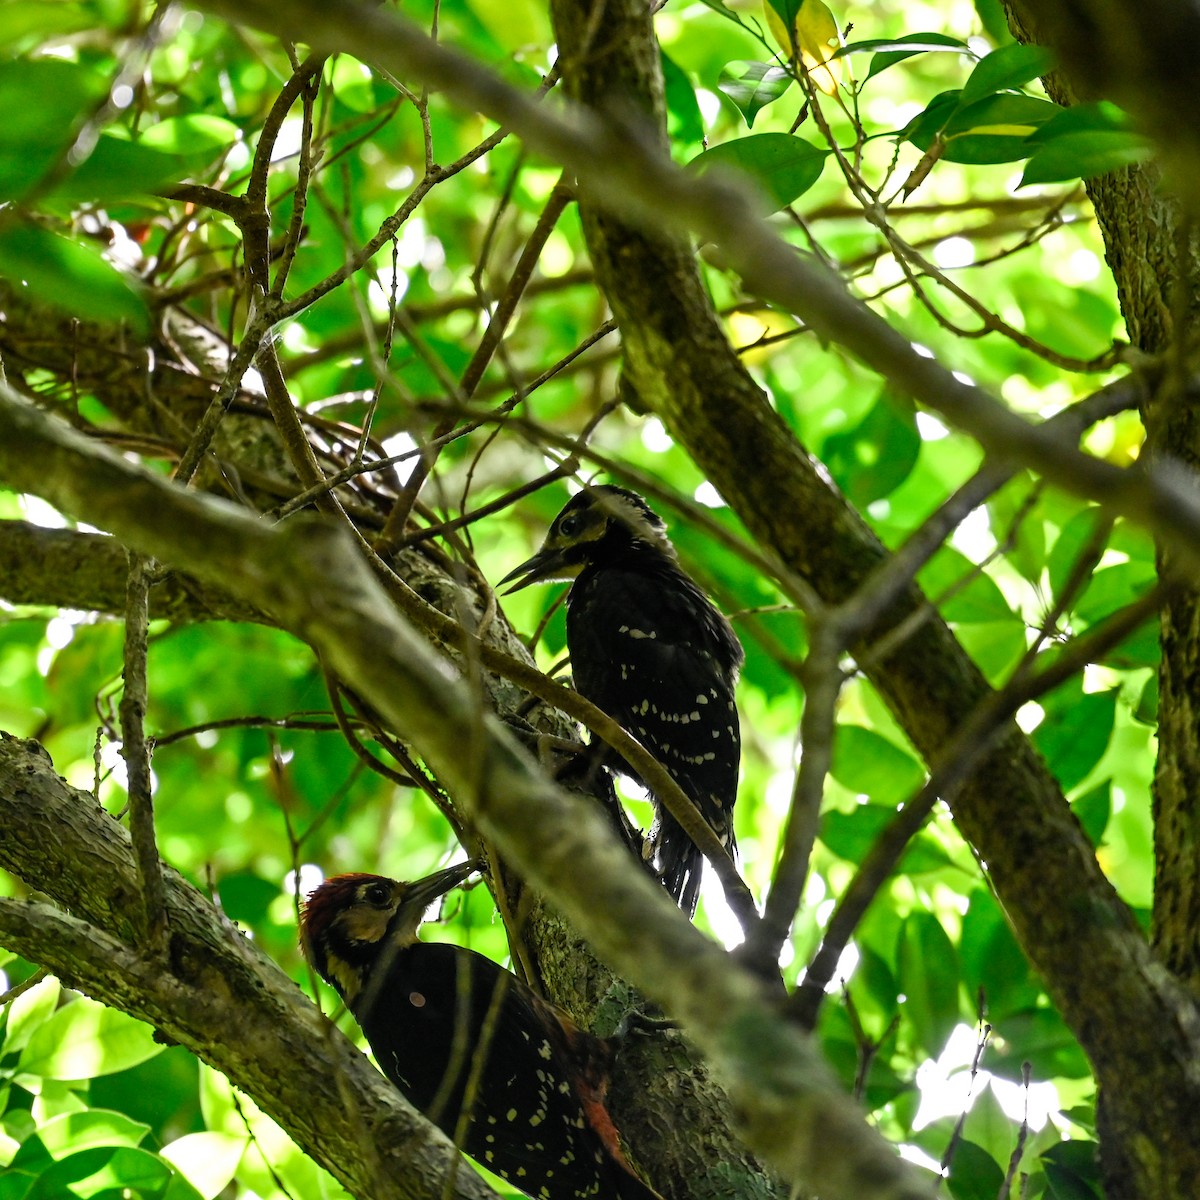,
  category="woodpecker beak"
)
[498,546,572,594]
[400,860,479,912]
